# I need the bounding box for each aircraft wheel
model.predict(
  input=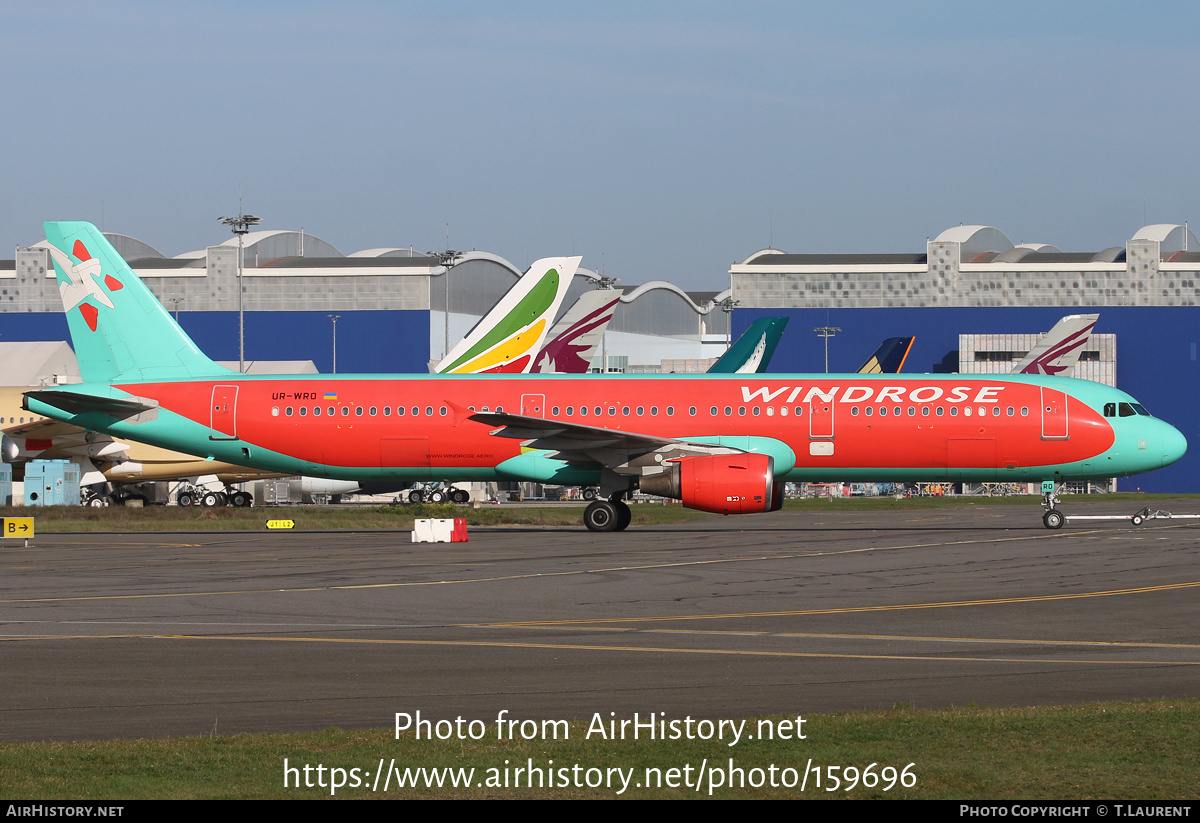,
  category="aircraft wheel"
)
[177,491,195,507]
[231,491,253,508]
[1042,509,1065,530]
[201,491,223,508]
[581,488,597,501]
[615,500,632,531]
[452,489,470,504]
[86,495,109,508]
[408,490,424,504]
[1131,515,1144,526]
[584,500,619,532]
[430,490,447,504]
